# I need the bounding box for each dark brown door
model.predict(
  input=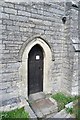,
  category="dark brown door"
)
[28,44,43,95]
